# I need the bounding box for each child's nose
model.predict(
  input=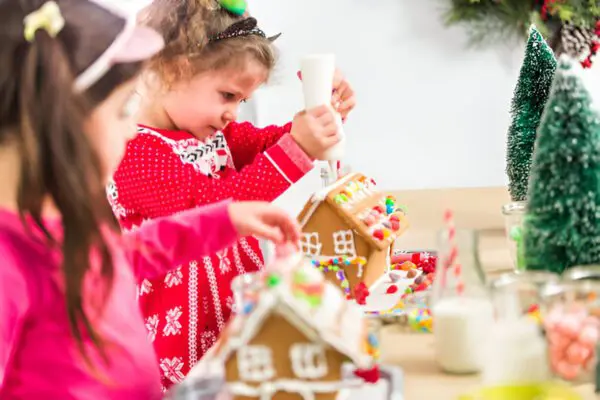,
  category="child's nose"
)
[223,108,238,123]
